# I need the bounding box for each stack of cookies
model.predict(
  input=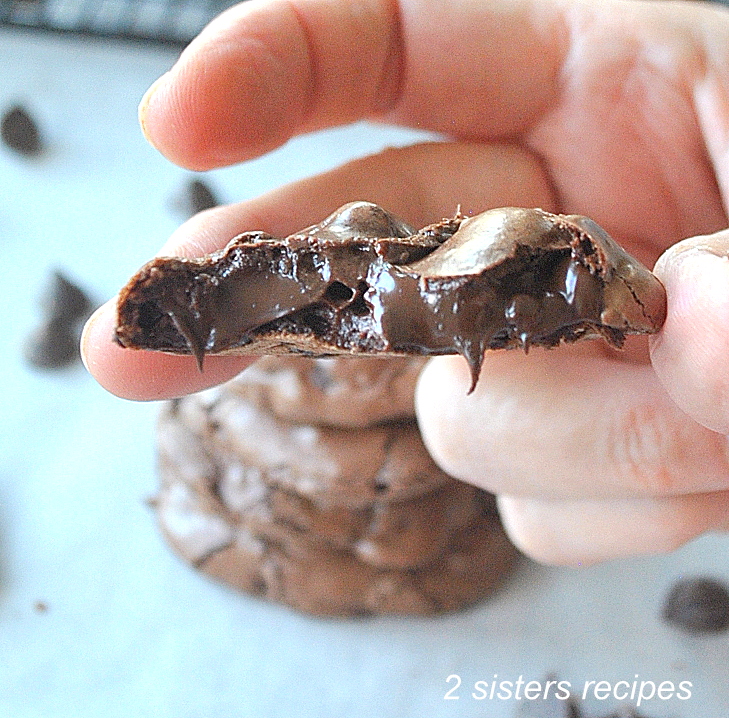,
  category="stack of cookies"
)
[155,356,520,616]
